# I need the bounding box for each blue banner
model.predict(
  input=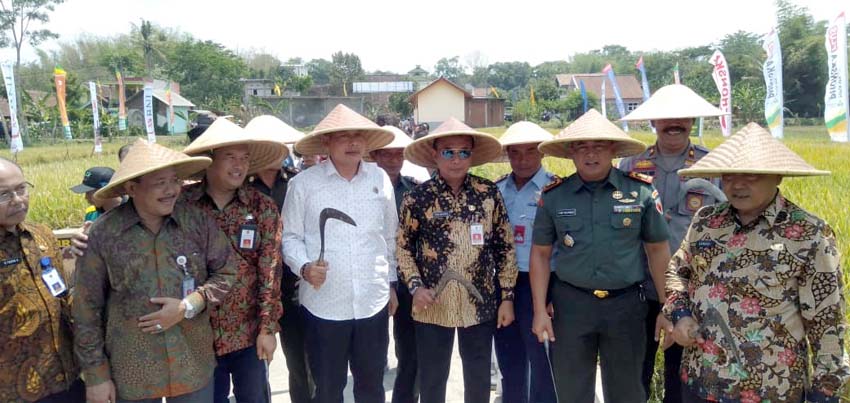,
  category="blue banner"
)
[579,79,588,113]
[636,56,651,101]
[603,64,628,131]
